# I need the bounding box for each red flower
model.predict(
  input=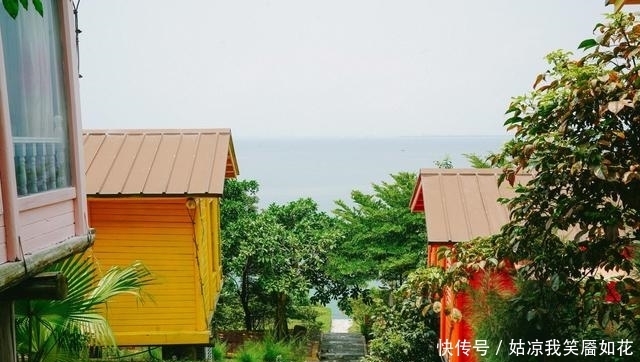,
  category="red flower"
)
[605,281,621,304]
[620,245,634,260]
